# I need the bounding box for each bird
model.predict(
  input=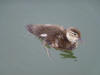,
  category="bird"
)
[26,24,81,58]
